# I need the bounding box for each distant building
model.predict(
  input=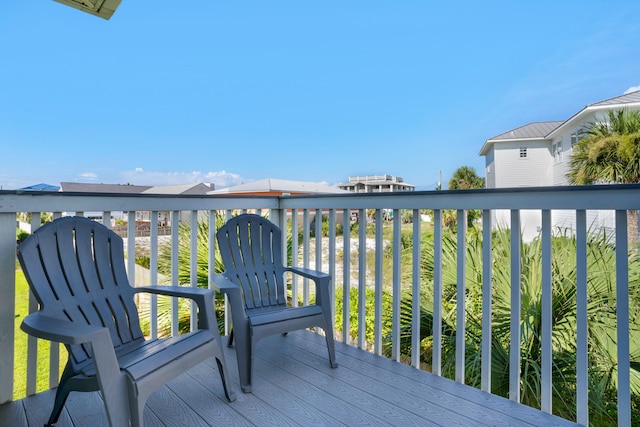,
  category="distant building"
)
[58,182,214,227]
[19,183,60,192]
[208,178,345,196]
[338,175,415,193]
